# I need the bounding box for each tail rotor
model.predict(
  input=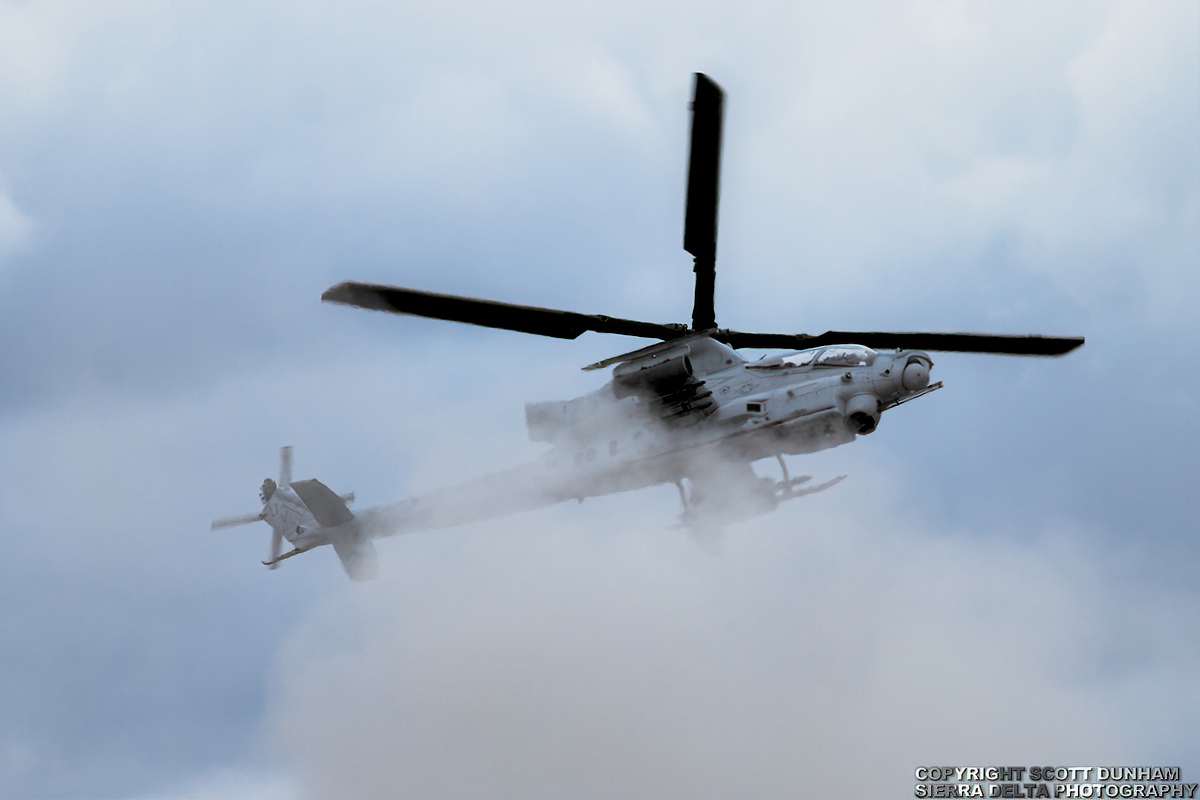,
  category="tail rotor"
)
[213,445,366,577]
[211,446,294,569]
